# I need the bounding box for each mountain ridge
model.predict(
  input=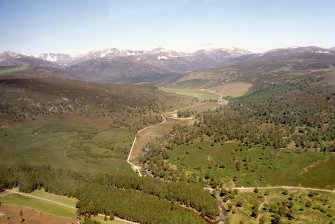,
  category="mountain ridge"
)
[2,46,334,84]
[12,47,250,83]
[161,46,335,93]
[29,47,251,64]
